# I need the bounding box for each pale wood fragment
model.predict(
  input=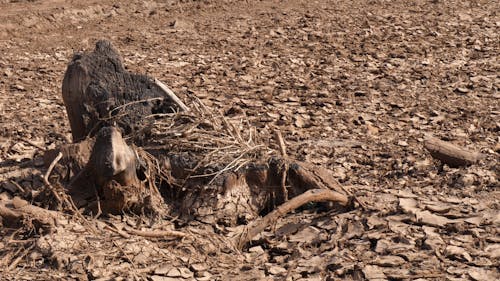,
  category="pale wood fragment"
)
[424,136,484,167]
